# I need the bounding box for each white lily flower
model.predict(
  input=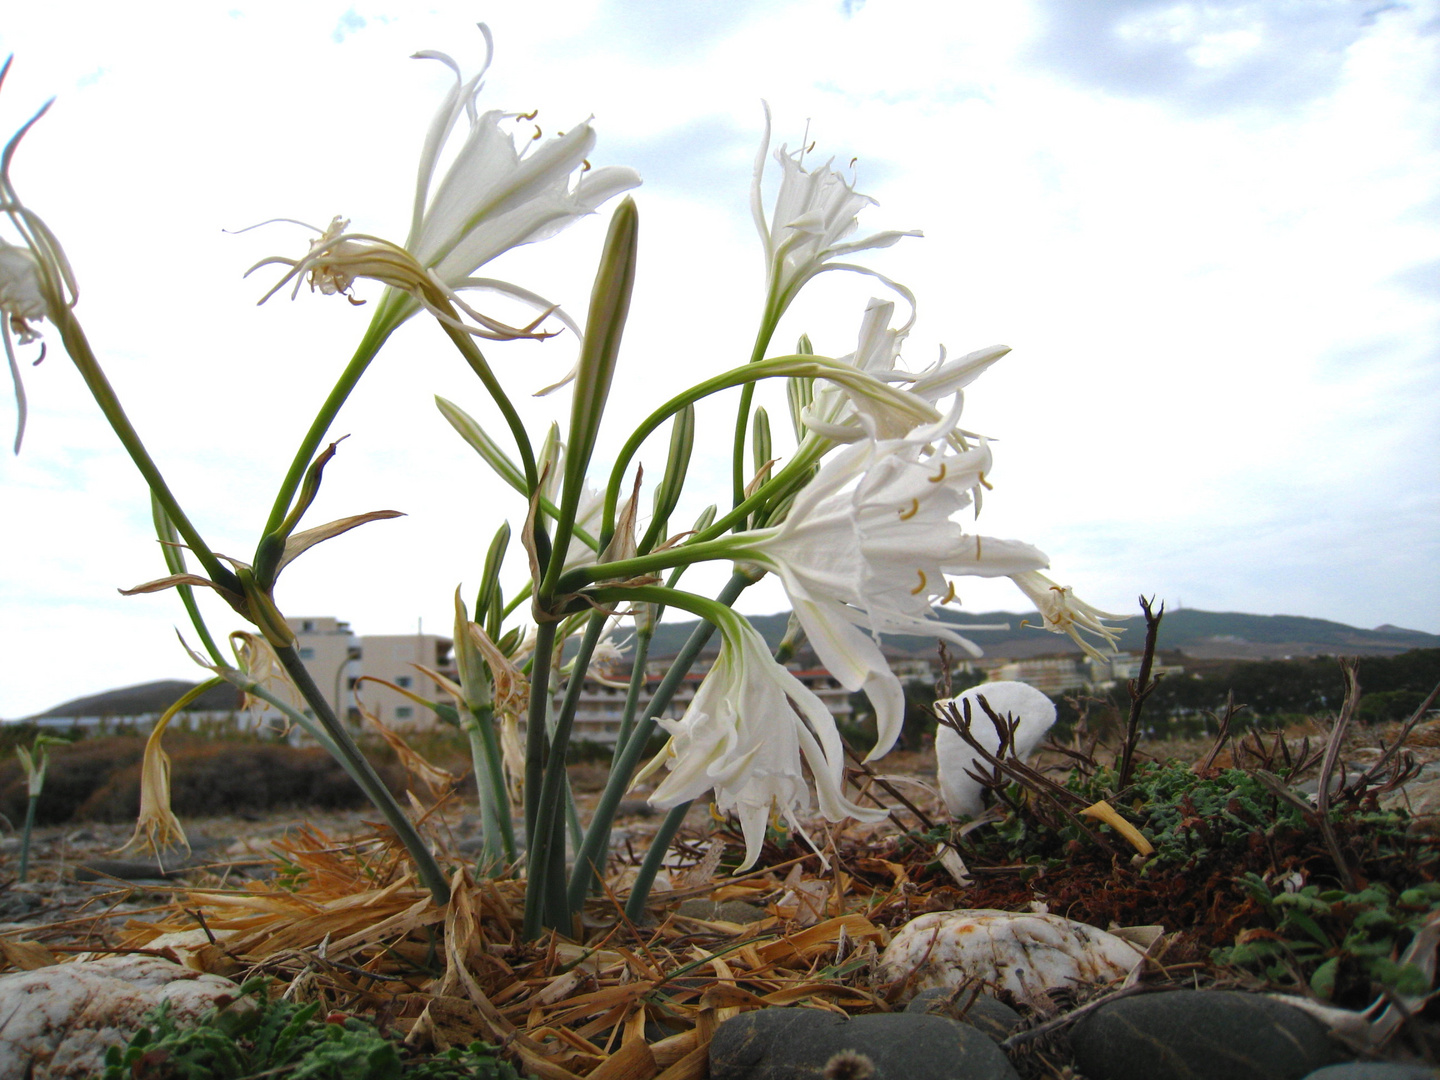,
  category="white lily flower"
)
[253,26,639,347]
[1009,571,1127,661]
[752,105,919,319]
[735,418,1051,760]
[801,298,1010,446]
[407,33,641,287]
[646,615,885,871]
[935,681,1056,818]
